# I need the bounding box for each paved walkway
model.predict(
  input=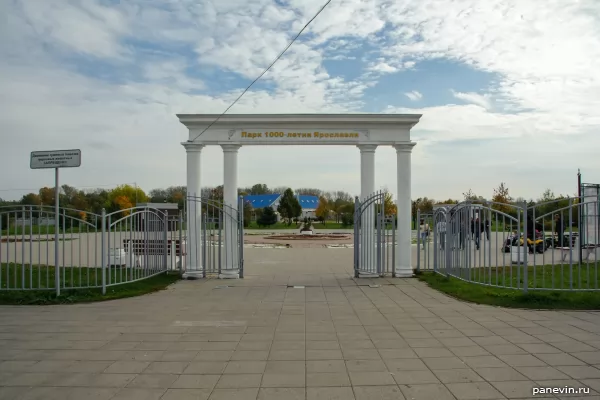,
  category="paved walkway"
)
[1,249,600,399]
